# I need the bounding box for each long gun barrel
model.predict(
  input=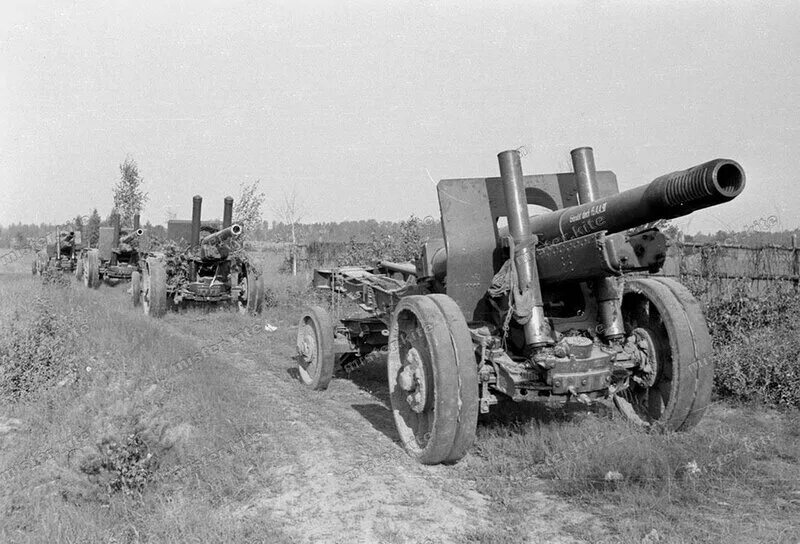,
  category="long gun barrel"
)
[528,159,745,244]
[430,157,746,282]
[201,224,242,245]
[119,229,144,245]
